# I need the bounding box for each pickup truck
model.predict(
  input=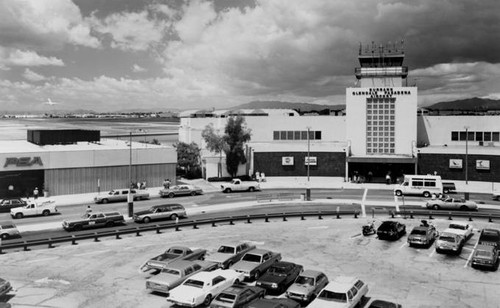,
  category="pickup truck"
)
[231,248,282,281]
[477,229,500,247]
[140,246,208,272]
[10,200,58,219]
[221,179,261,193]
[205,242,256,269]
[62,212,125,231]
[445,222,474,240]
